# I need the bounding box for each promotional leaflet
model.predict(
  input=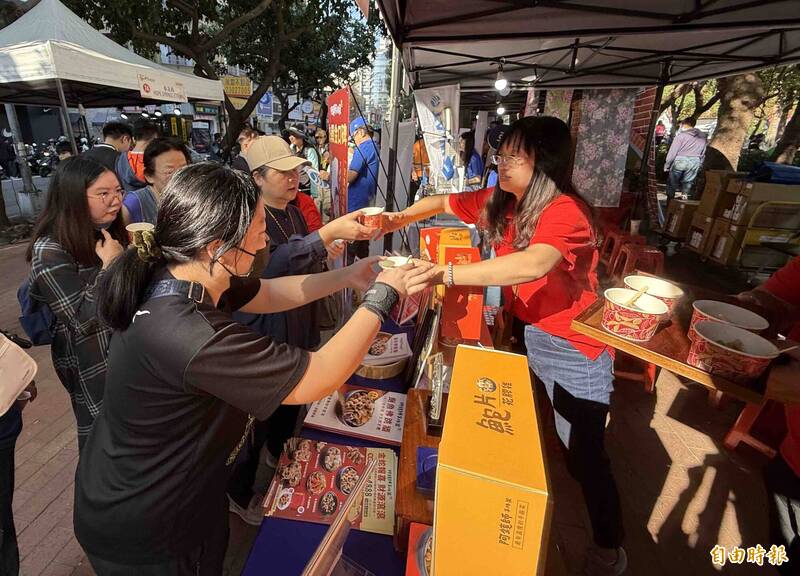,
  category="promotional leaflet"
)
[264,439,397,535]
